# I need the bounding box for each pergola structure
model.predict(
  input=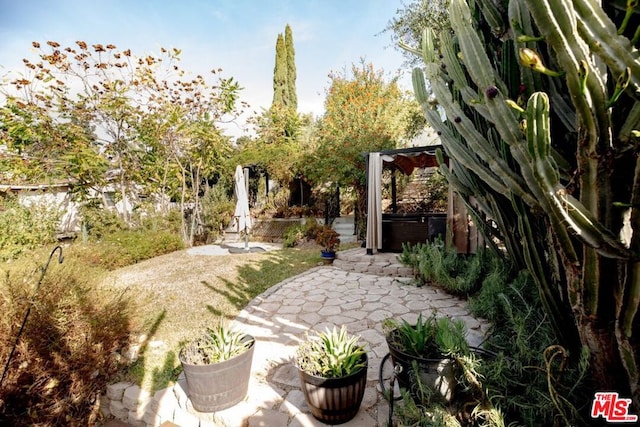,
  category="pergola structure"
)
[364,145,482,254]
